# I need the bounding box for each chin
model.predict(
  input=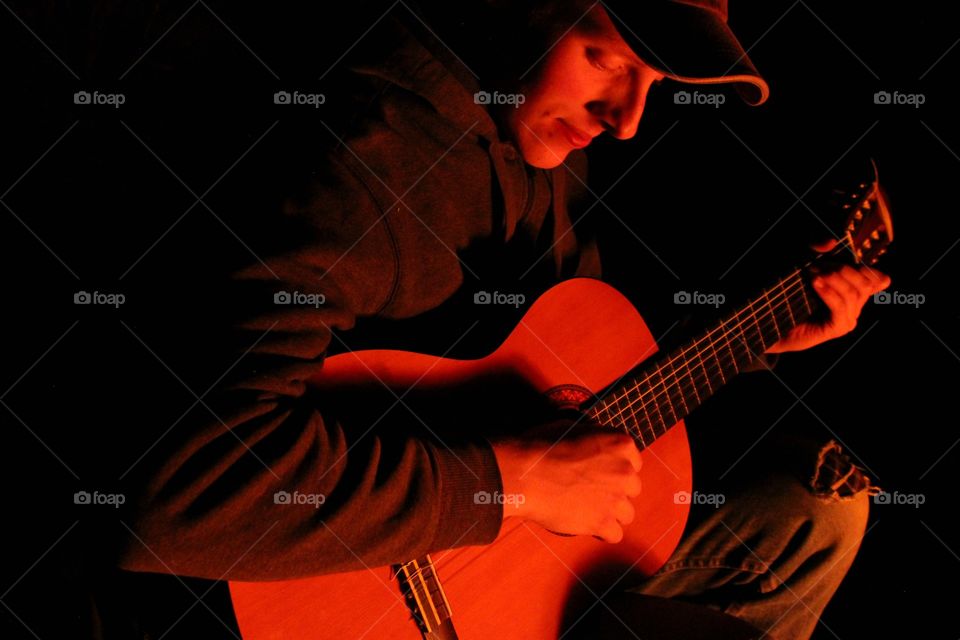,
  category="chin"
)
[518,140,568,169]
